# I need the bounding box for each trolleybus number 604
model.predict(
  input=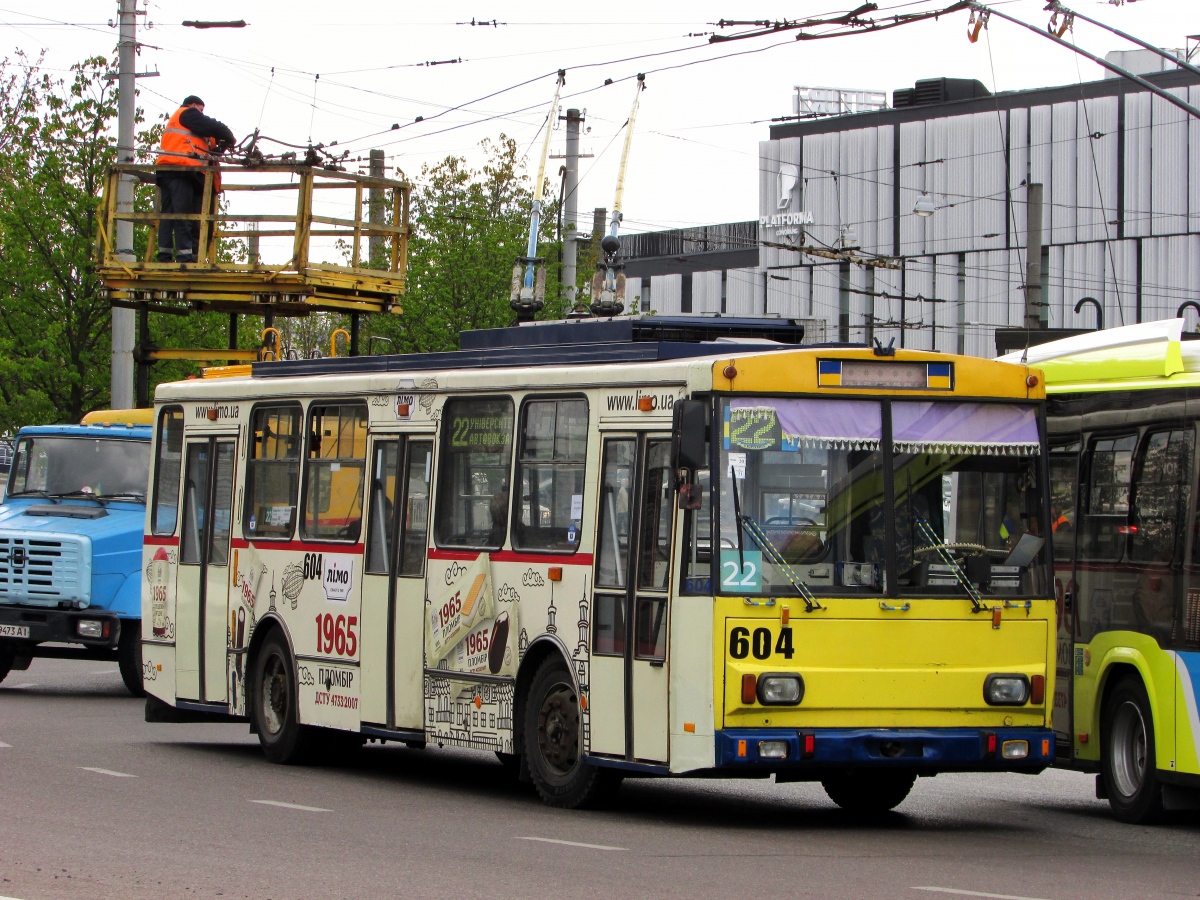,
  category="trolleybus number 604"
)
[729,626,794,660]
